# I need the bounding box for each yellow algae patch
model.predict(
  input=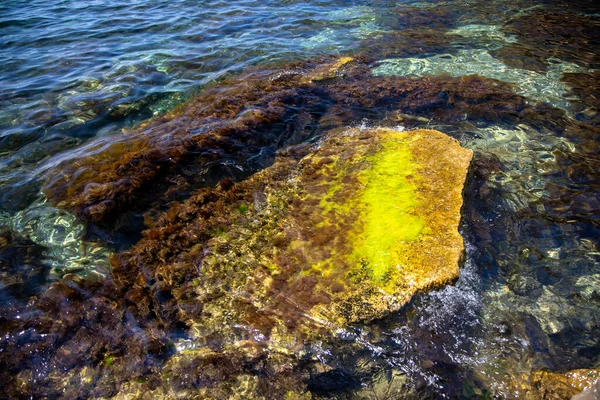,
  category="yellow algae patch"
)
[329,56,354,72]
[294,128,473,323]
[351,136,424,284]
[302,56,355,82]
